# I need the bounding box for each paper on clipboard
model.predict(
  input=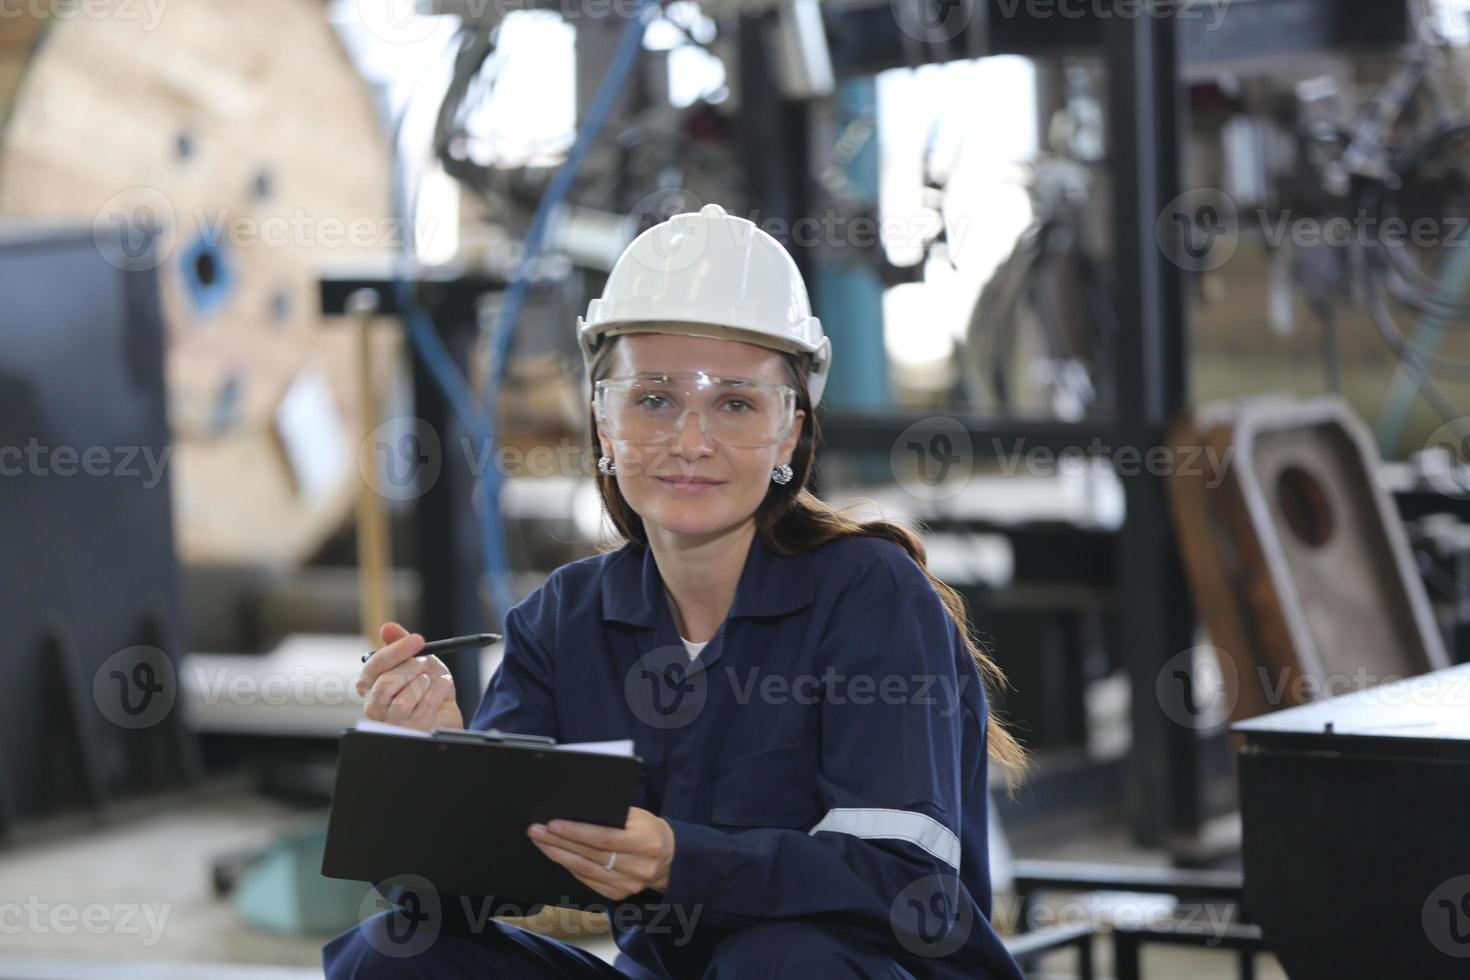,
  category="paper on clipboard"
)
[352,717,634,757]
[557,739,635,757]
[354,718,430,738]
